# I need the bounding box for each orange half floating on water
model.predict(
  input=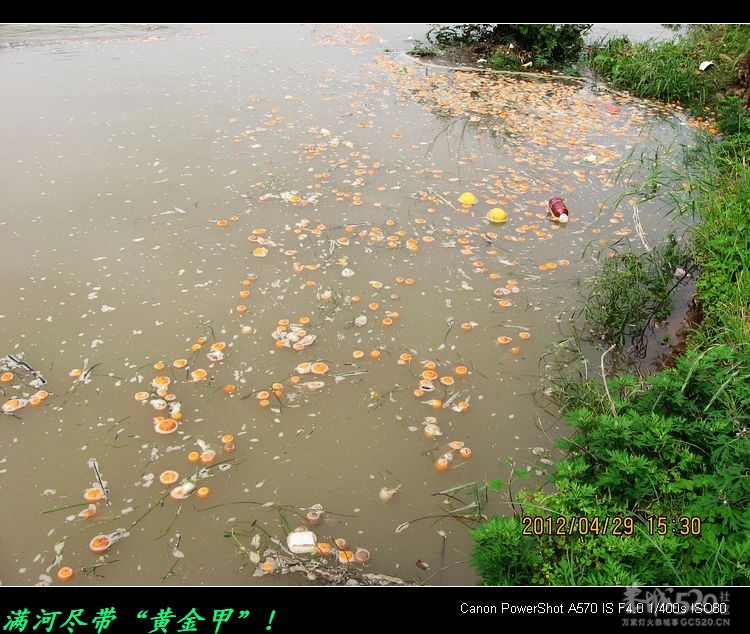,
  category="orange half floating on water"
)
[2,398,26,414]
[311,362,329,375]
[154,418,179,434]
[159,470,179,485]
[56,566,74,582]
[152,376,171,389]
[83,487,105,503]
[190,369,208,381]
[89,534,112,554]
